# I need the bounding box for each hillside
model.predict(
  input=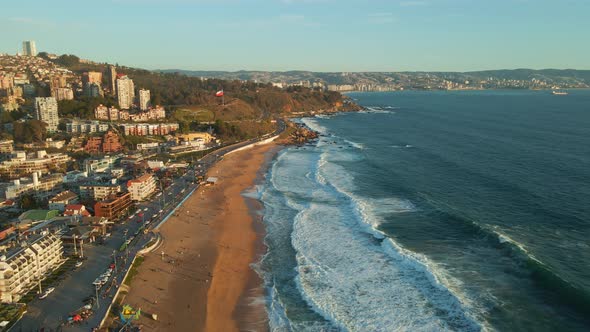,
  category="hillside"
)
[50,56,358,120]
[160,68,590,89]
